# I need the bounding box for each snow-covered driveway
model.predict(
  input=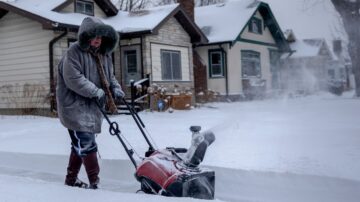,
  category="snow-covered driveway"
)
[0,92,360,201]
[1,152,359,202]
